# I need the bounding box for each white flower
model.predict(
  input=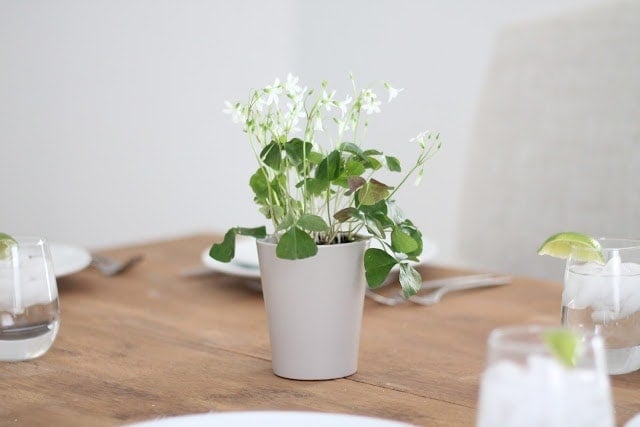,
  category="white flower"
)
[264,78,283,106]
[384,82,404,103]
[223,100,234,115]
[284,73,302,95]
[313,117,324,132]
[253,96,265,112]
[410,130,431,149]
[285,102,306,131]
[291,86,307,104]
[223,101,246,124]
[336,95,352,117]
[361,89,381,115]
[321,90,336,111]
